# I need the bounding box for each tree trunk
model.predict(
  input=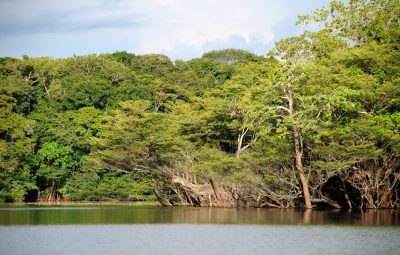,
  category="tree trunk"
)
[236,128,248,157]
[286,83,312,209]
[342,178,353,209]
[236,127,256,158]
[47,181,57,203]
[153,188,172,207]
[293,125,312,209]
